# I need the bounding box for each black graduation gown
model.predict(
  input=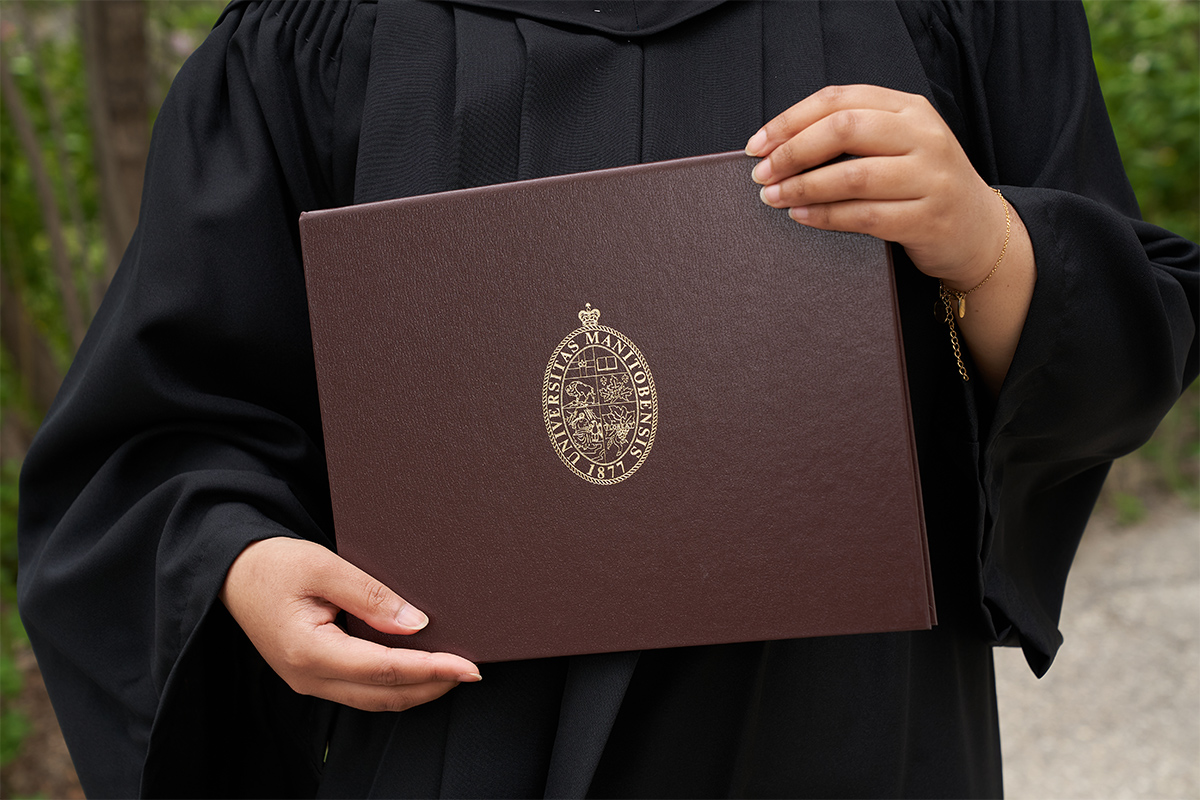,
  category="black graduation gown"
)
[17,1,1198,798]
